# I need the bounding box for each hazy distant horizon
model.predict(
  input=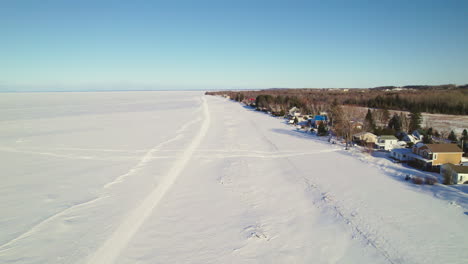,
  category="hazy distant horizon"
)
[1,83,467,93]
